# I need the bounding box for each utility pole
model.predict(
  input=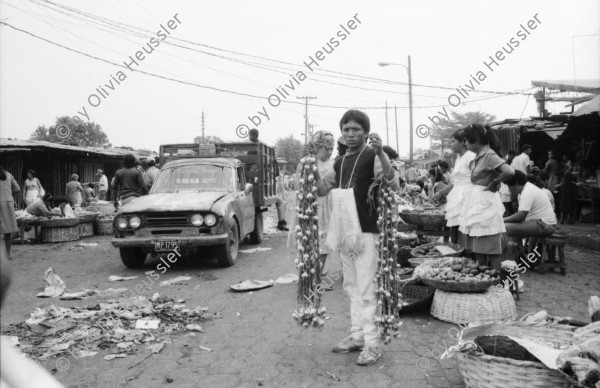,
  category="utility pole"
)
[408,55,414,164]
[201,111,205,143]
[394,105,399,154]
[297,96,317,143]
[385,101,389,146]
